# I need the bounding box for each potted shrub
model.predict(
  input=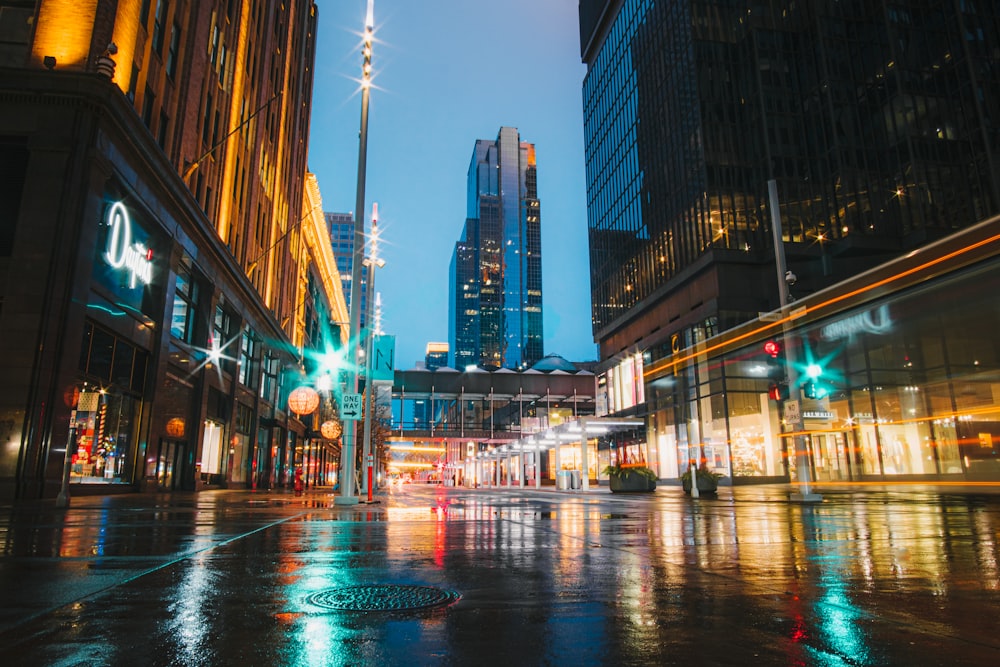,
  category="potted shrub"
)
[603,464,658,493]
[681,464,722,494]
